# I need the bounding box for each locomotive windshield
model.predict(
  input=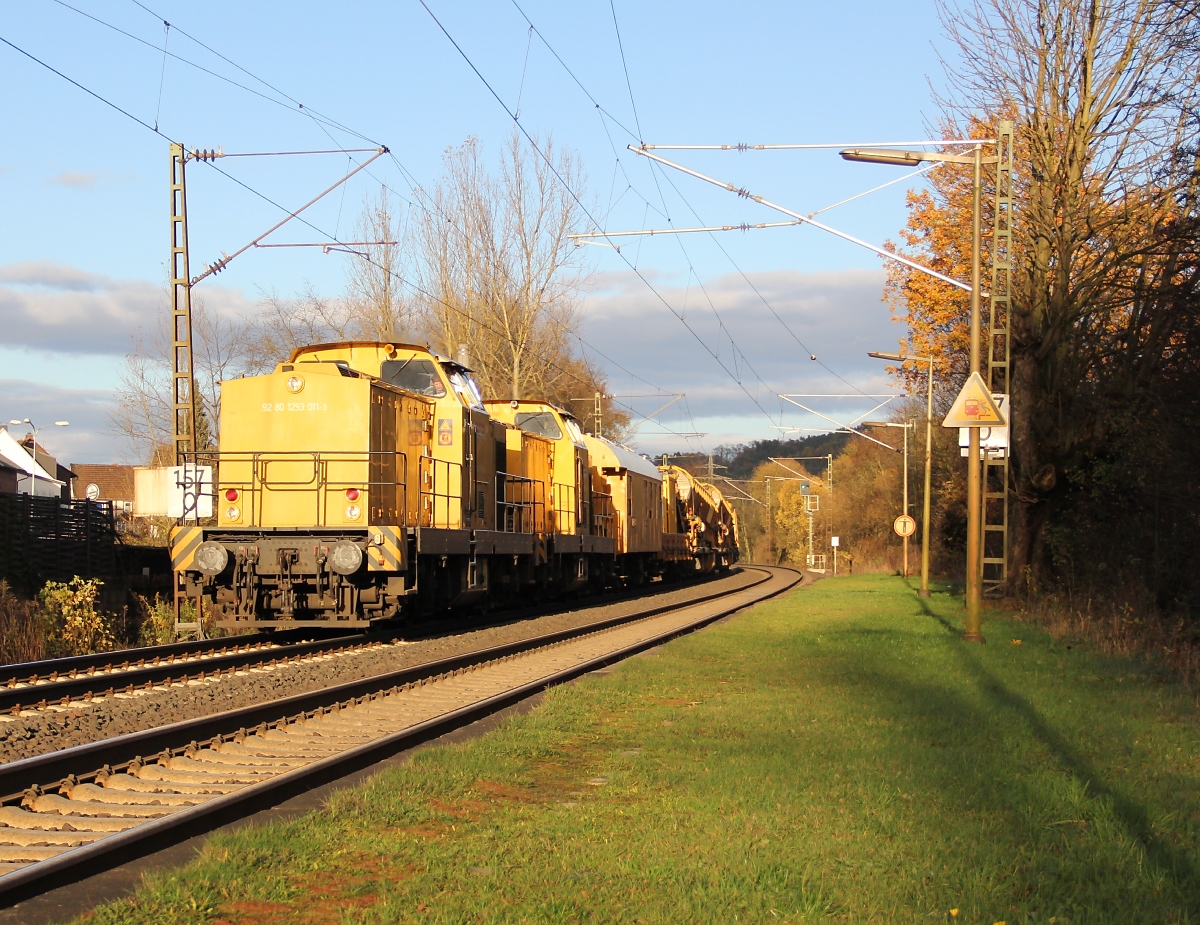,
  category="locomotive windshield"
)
[563,416,585,444]
[448,371,486,411]
[515,411,563,440]
[381,359,447,397]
